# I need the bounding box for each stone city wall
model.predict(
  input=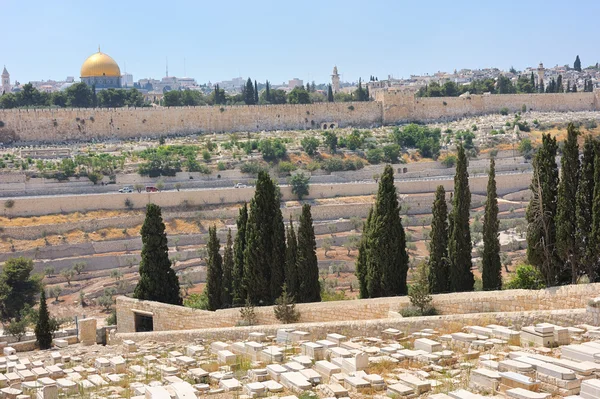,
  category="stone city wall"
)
[116,282,600,333]
[3,173,531,217]
[0,91,597,143]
